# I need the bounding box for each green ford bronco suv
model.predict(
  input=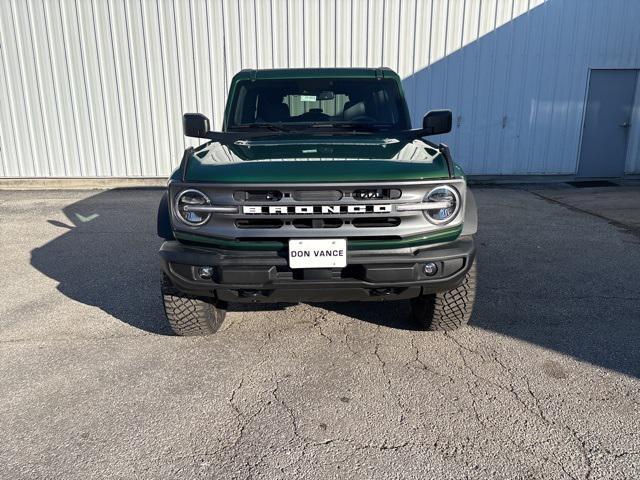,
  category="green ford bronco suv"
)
[157,68,477,335]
